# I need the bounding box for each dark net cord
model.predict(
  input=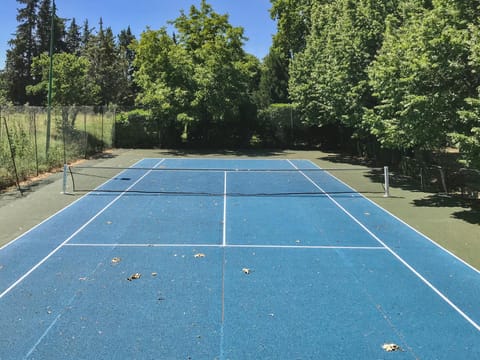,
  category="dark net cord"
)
[67,165,388,197]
